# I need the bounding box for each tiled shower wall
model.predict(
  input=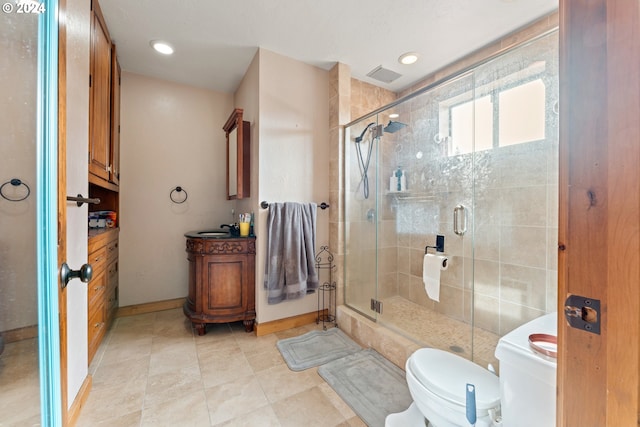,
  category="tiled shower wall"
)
[339,19,559,339]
